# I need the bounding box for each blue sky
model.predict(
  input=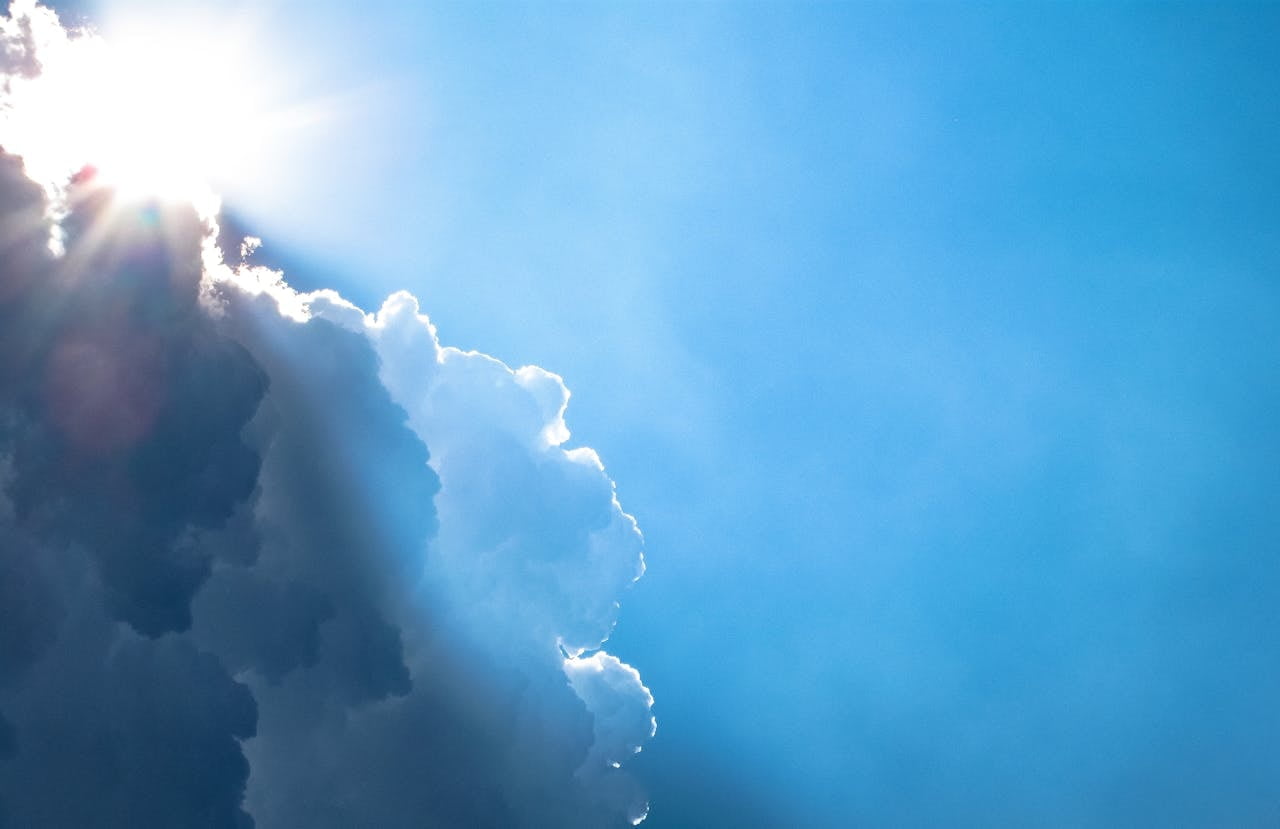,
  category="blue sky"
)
[42,0,1280,824]
[243,2,1280,824]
